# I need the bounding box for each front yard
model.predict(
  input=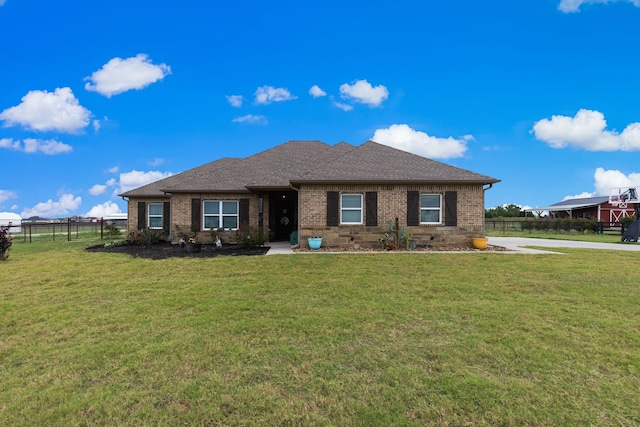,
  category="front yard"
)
[1,240,639,425]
